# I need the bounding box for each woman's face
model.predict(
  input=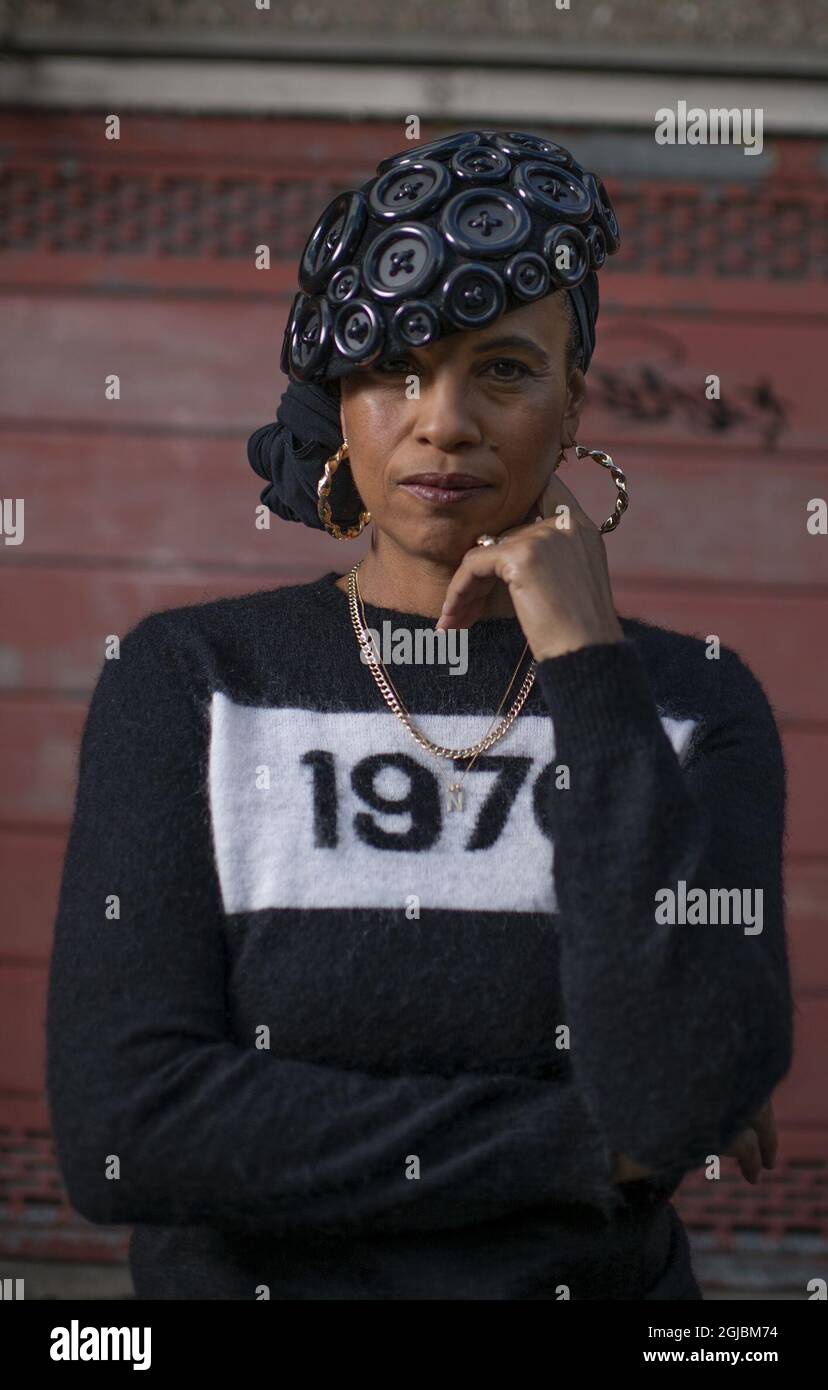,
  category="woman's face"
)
[339,292,587,566]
